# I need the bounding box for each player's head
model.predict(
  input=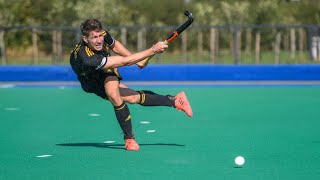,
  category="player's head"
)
[81,18,104,51]
[80,18,102,36]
